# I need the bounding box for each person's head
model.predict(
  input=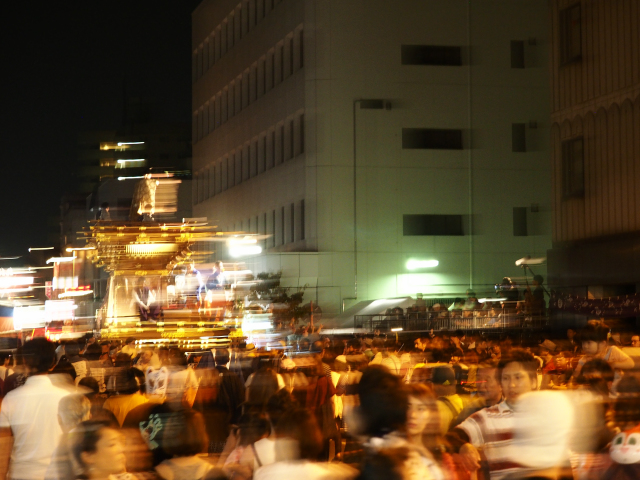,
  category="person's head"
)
[346,338,361,355]
[70,421,125,478]
[476,364,502,405]
[214,348,230,366]
[113,353,133,368]
[357,366,408,438]
[429,365,456,397]
[78,377,100,394]
[167,348,187,366]
[498,349,538,405]
[83,343,102,361]
[162,410,209,458]
[234,413,271,446]
[567,328,576,340]
[265,389,298,428]
[275,408,323,460]
[413,337,428,352]
[58,394,91,433]
[403,383,439,439]
[533,275,543,286]
[576,358,614,396]
[101,202,109,211]
[21,338,57,374]
[124,337,136,348]
[631,335,640,347]
[112,368,140,395]
[213,261,223,272]
[0,354,10,367]
[580,324,609,356]
[357,447,430,480]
